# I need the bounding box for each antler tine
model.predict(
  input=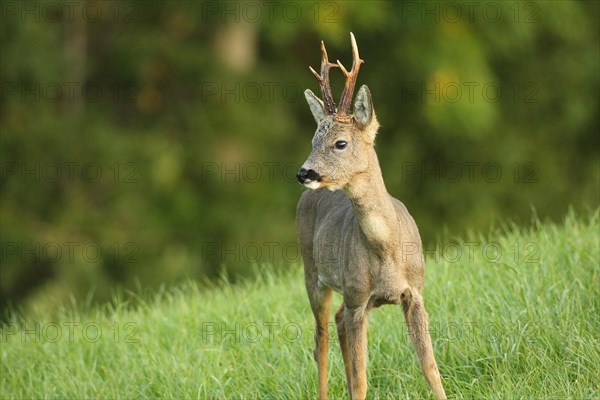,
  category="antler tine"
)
[309,40,339,115]
[336,32,364,116]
